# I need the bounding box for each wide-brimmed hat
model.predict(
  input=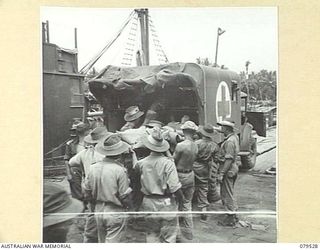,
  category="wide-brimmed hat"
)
[162,126,183,146]
[70,122,79,131]
[217,119,235,129]
[84,126,111,144]
[144,110,158,121]
[43,182,83,228]
[86,117,95,122]
[145,120,163,128]
[70,121,89,133]
[124,106,144,122]
[181,120,198,131]
[95,134,130,156]
[198,124,216,139]
[141,127,170,152]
